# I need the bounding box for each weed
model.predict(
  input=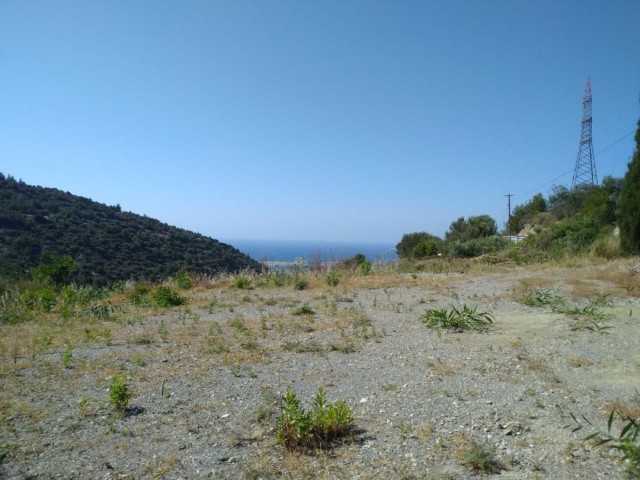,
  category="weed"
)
[292,303,315,316]
[570,319,612,334]
[421,304,494,332]
[109,374,132,413]
[158,320,169,342]
[234,275,253,290]
[175,270,194,290]
[128,283,152,306]
[153,286,186,307]
[325,269,340,287]
[283,340,325,353]
[462,440,504,474]
[61,344,73,369]
[519,288,563,308]
[102,328,113,346]
[276,387,354,451]
[294,276,309,291]
[571,409,640,478]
